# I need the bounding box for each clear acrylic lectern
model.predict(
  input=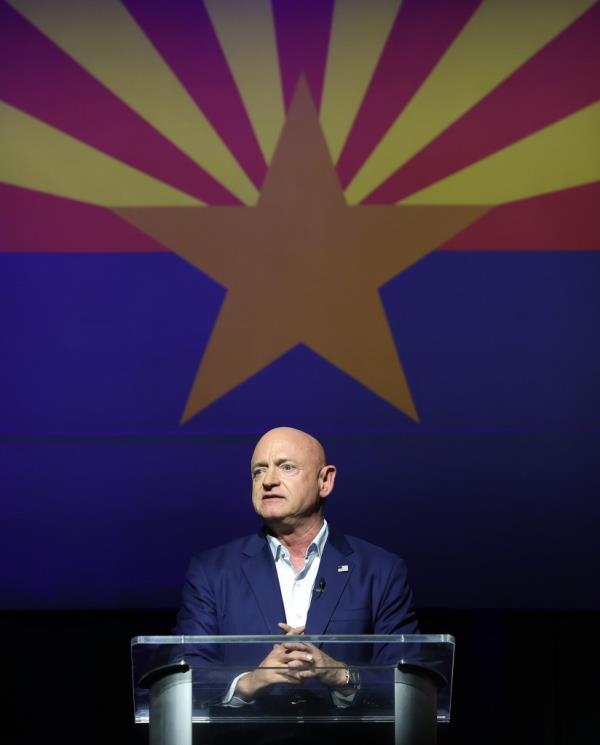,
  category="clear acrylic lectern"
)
[131,634,454,745]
